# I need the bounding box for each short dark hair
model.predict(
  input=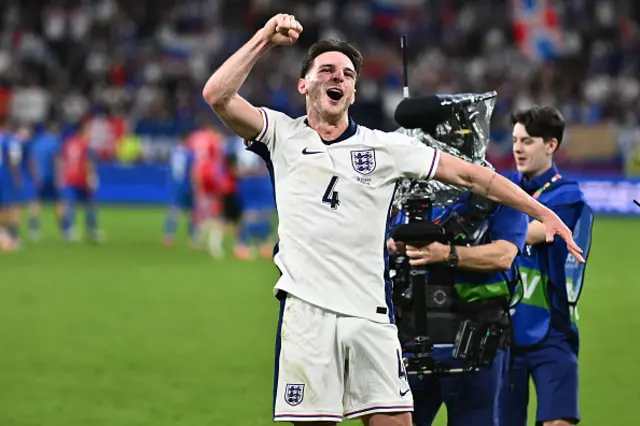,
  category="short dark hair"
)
[510,105,566,149]
[300,39,363,79]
